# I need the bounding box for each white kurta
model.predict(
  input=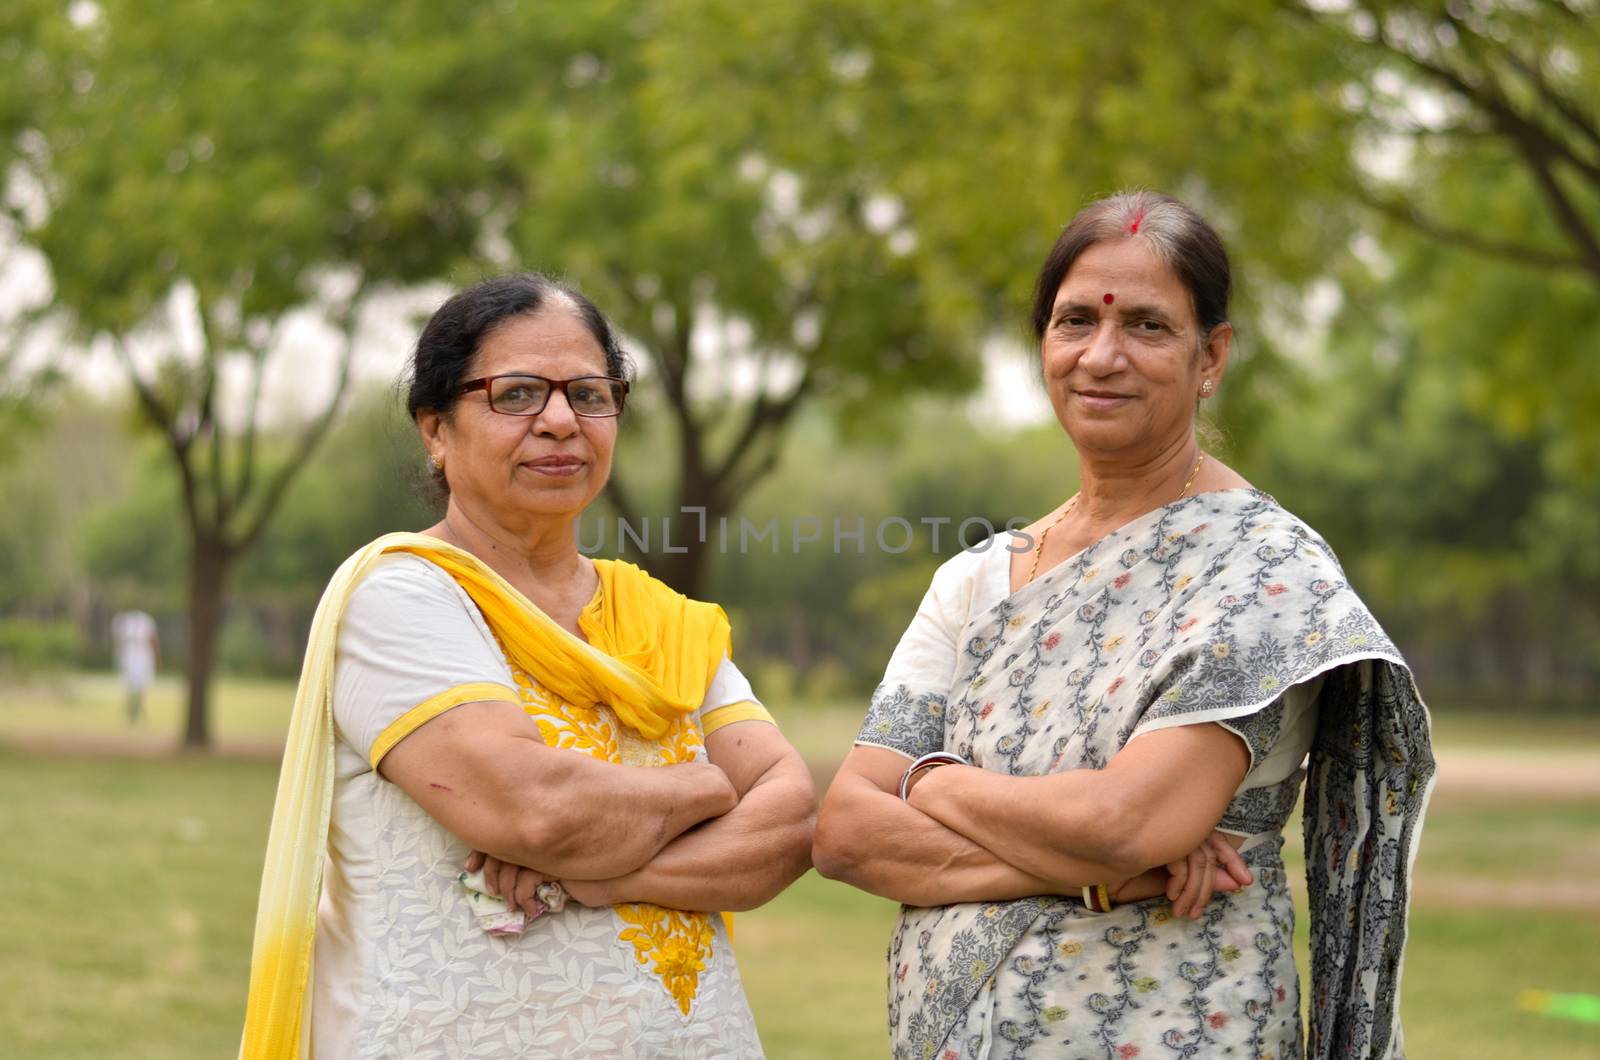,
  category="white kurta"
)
[311,554,767,1059]
[111,610,157,690]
